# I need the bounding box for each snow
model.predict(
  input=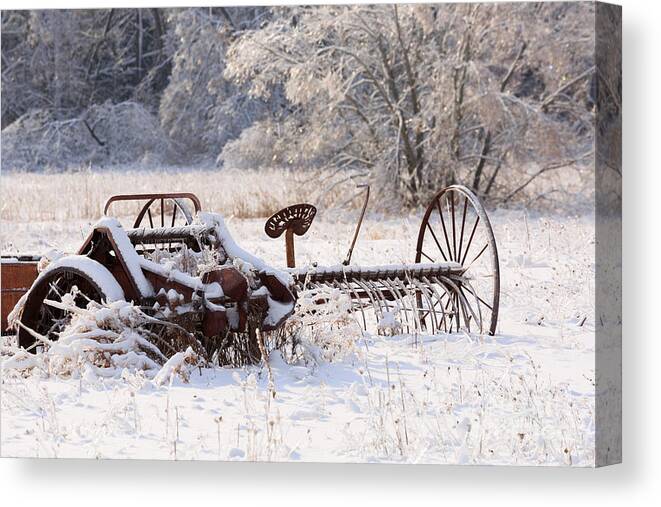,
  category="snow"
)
[153,347,198,386]
[33,255,125,302]
[96,217,154,297]
[377,311,402,335]
[1,209,602,465]
[263,296,293,329]
[138,256,204,291]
